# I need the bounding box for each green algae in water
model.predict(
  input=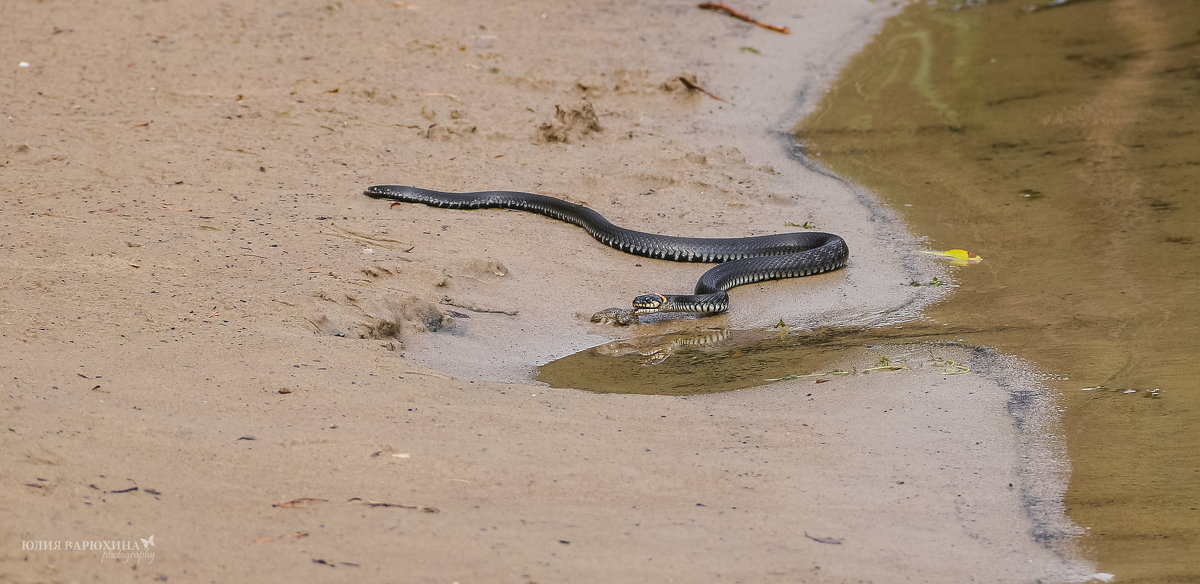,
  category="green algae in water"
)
[797,0,1200,580]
